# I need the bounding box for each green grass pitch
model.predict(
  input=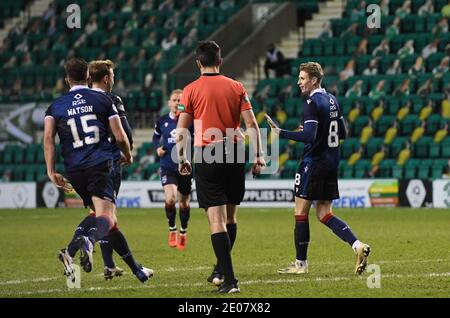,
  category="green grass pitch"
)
[0,207,449,298]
